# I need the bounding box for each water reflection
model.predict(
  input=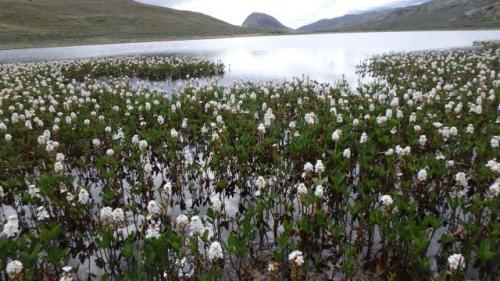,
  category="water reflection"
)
[1,31,499,86]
